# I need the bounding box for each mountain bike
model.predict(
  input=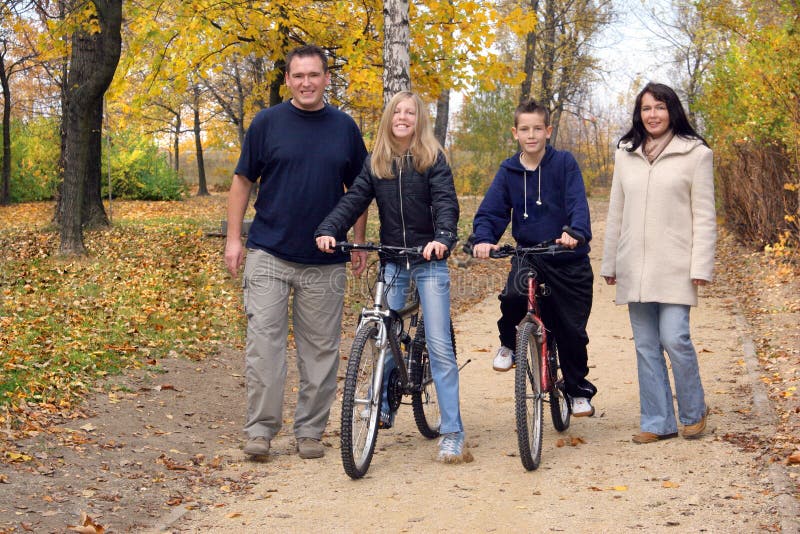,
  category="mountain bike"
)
[335,242,460,479]
[482,227,584,470]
